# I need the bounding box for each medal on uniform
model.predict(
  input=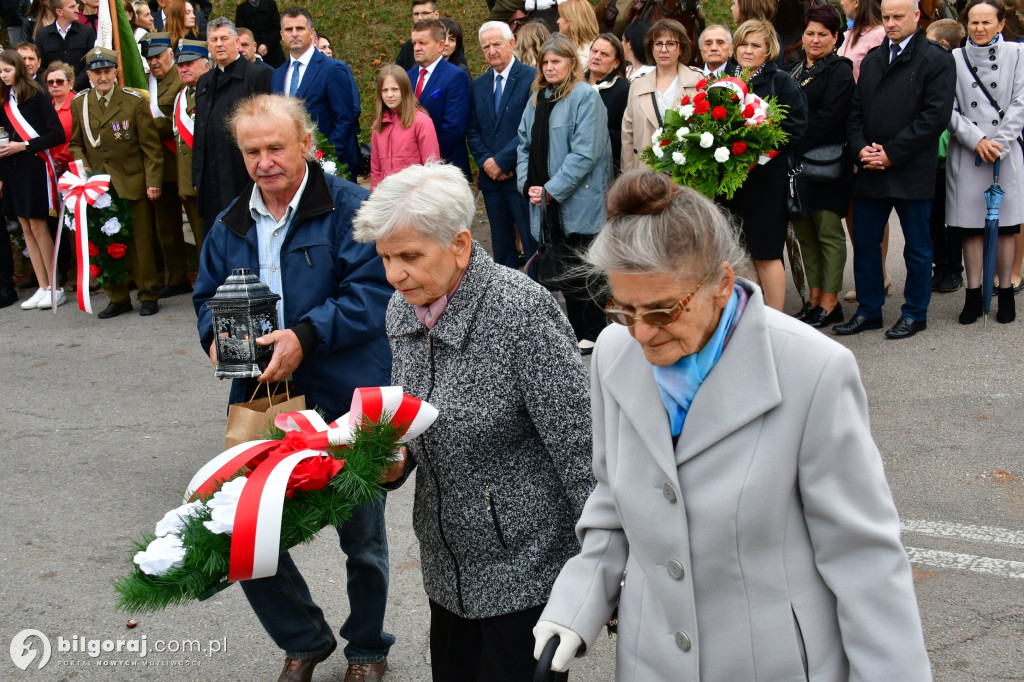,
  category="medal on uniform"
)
[112,121,121,140]
[123,120,131,141]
